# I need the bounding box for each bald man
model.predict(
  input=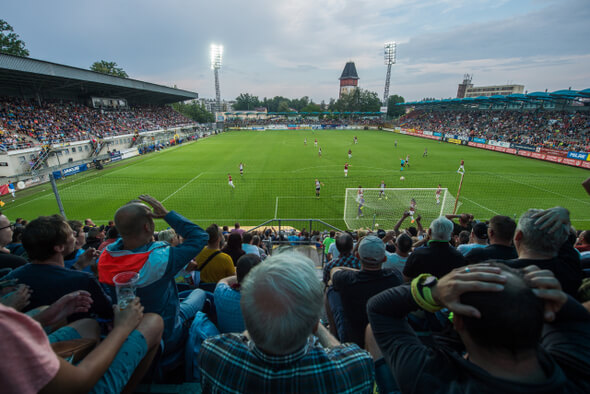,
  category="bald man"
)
[98,195,208,355]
